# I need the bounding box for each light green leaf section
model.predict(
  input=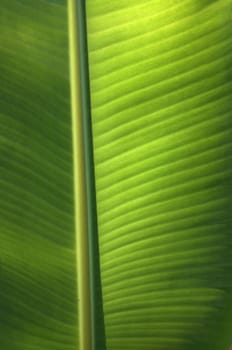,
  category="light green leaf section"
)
[0,1,78,349]
[87,1,232,349]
